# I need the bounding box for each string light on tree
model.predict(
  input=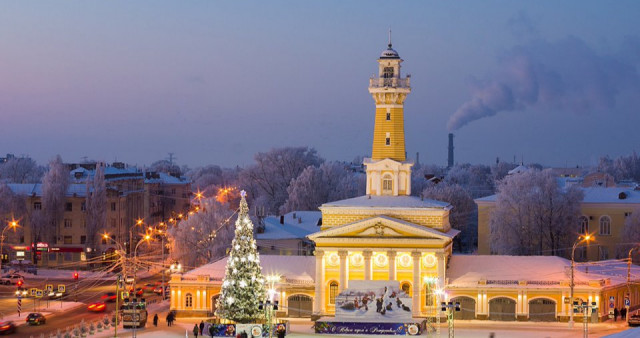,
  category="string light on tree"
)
[215,190,267,323]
